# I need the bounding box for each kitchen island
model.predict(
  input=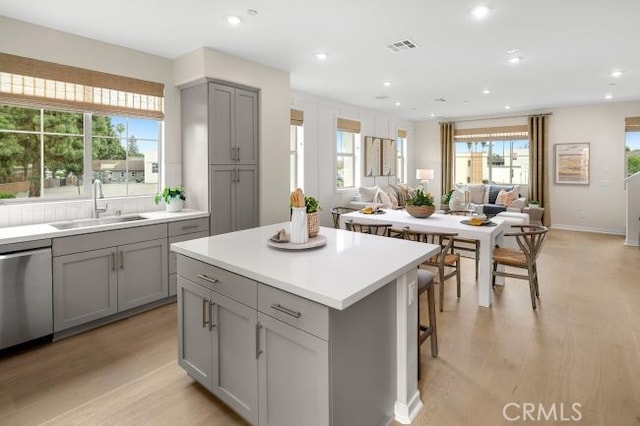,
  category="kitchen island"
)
[171,223,439,425]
